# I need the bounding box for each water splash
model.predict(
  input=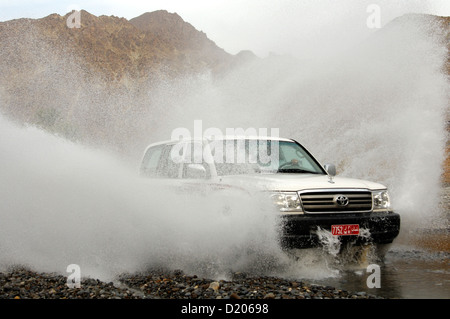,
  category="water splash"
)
[315,228,343,257]
[0,114,285,281]
[0,13,448,282]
